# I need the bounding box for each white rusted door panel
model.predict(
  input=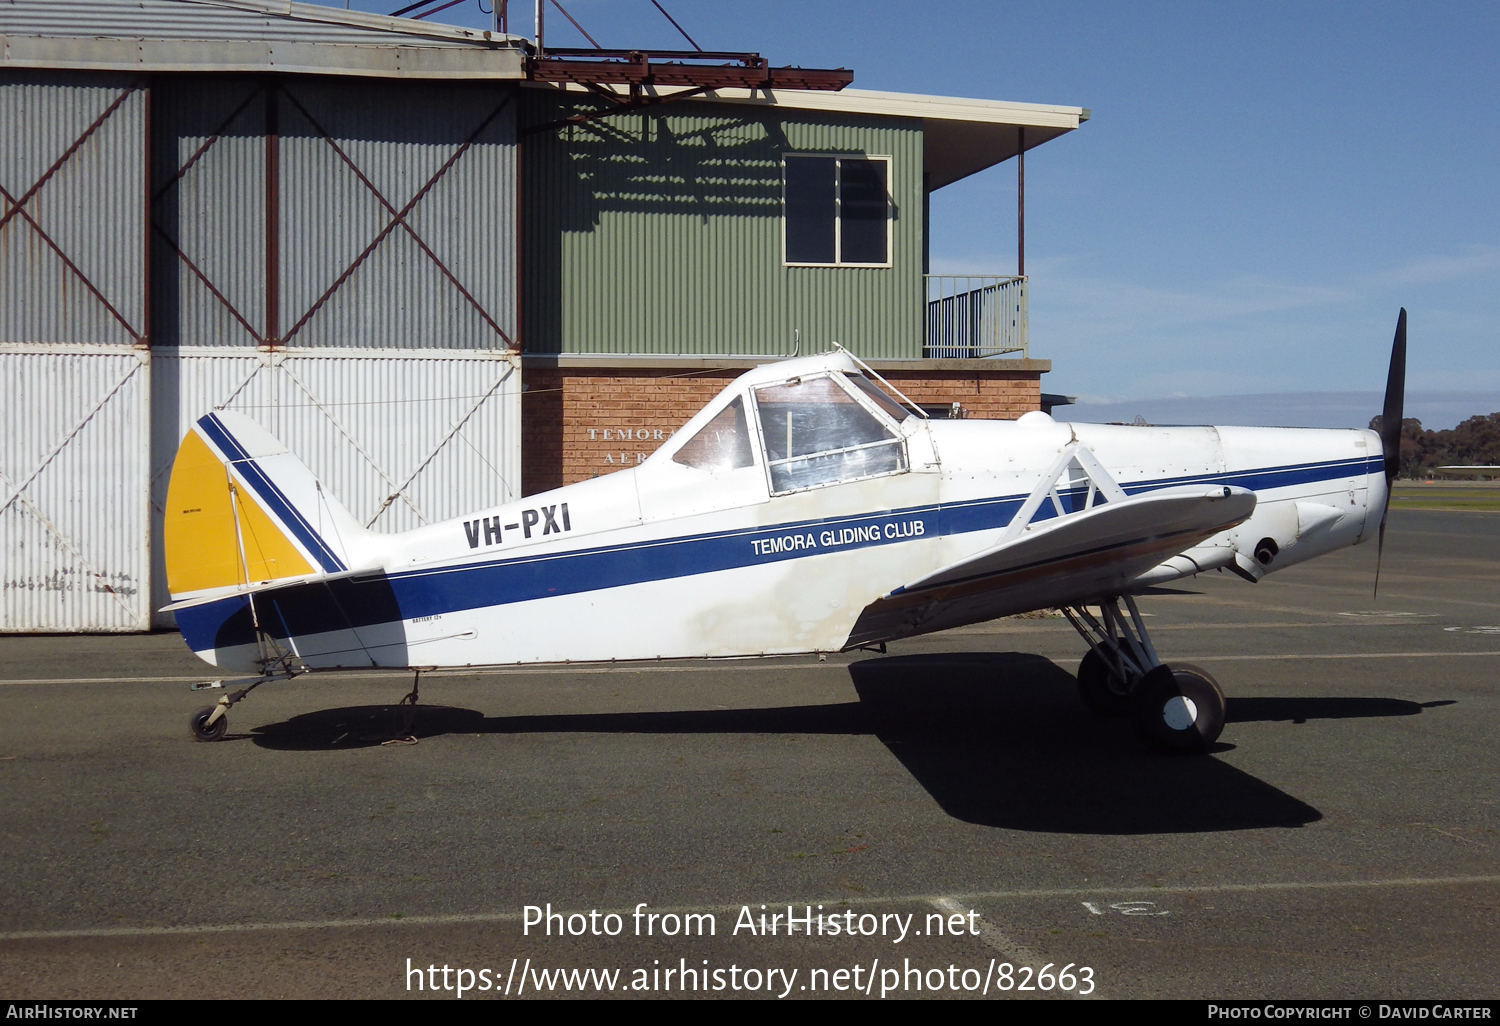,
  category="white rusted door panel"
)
[1,344,151,631]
